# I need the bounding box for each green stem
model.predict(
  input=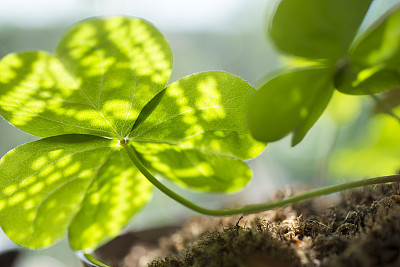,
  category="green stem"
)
[83,253,111,267]
[369,93,400,124]
[122,142,400,216]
